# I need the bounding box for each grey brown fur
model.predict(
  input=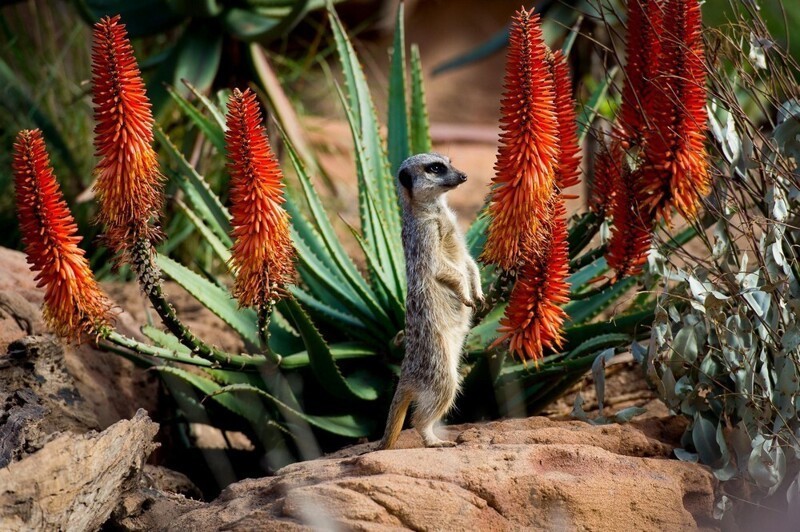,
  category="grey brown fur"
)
[379,153,483,449]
